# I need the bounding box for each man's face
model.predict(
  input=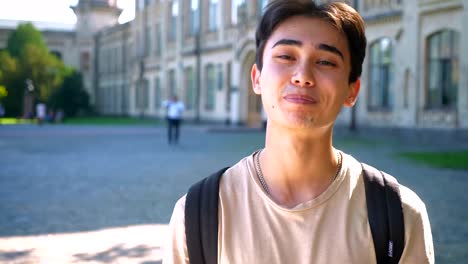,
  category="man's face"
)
[252,16,360,132]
